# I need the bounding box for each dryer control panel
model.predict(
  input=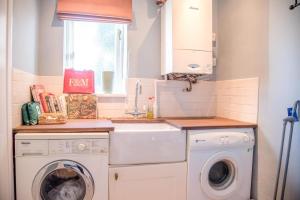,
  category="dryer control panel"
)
[189,128,255,150]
